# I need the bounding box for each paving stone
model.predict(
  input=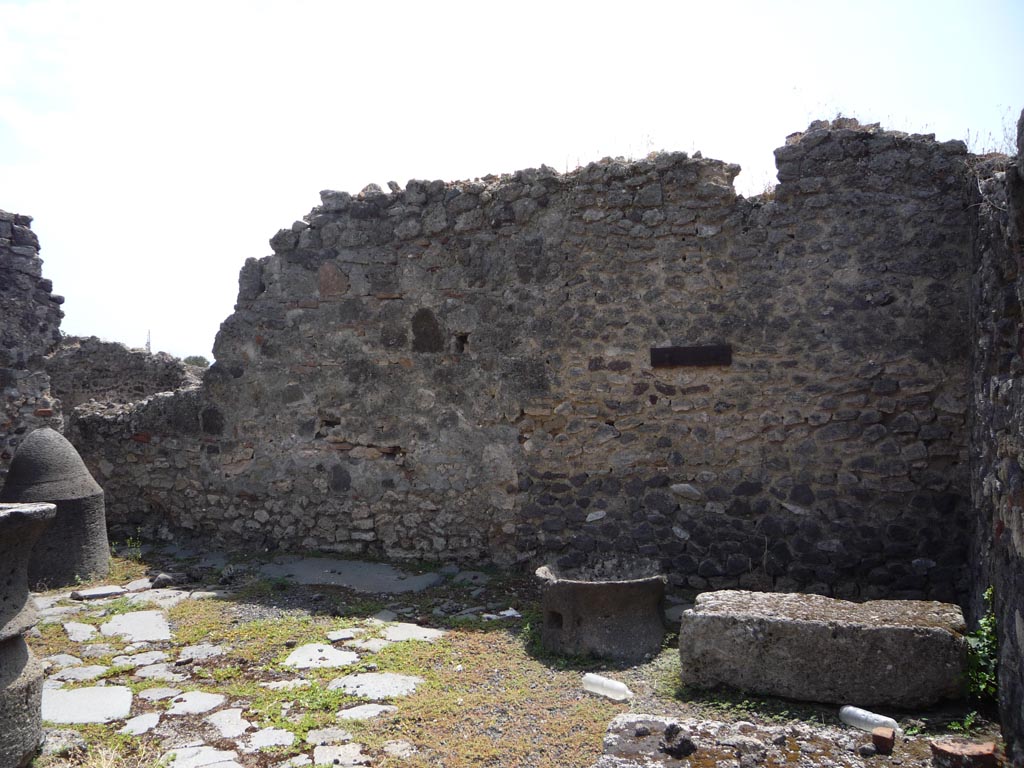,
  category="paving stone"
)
[39,605,83,621]
[284,643,359,669]
[242,728,295,752]
[274,757,312,768]
[138,686,181,701]
[306,726,353,745]
[260,557,444,594]
[313,743,369,766]
[129,589,188,609]
[100,610,171,642]
[336,703,397,720]
[205,708,252,738]
[124,577,154,592]
[326,628,361,642]
[371,609,399,623]
[260,679,310,691]
[179,643,225,662]
[346,638,392,653]
[70,585,127,600]
[111,650,168,668]
[45,653,82,669]
[63,621,97,642]
[135,662,188,682]
[79,643,117,657]
[163,744,242,768]
[123,641,153,653]
[41,686,133,723]
[328,672,424,698]
[383,622,445,643]
[167,691,226,715]
[120,712,161,735]
[50,664,109,682]
[189,589,232,600]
